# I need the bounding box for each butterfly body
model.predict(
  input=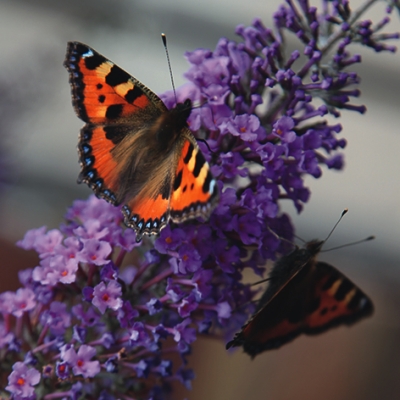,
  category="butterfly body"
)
[64,42,218,241]
[226,240,374,357]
